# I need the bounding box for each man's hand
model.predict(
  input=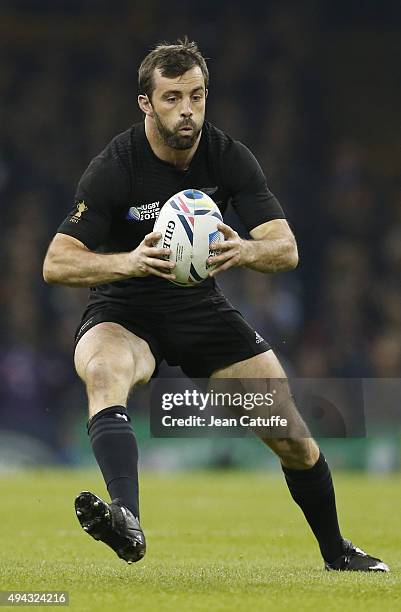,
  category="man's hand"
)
[127,232,176,280]
[43,231,177,287]
[208,219,298,277]
[208,223,250,277]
